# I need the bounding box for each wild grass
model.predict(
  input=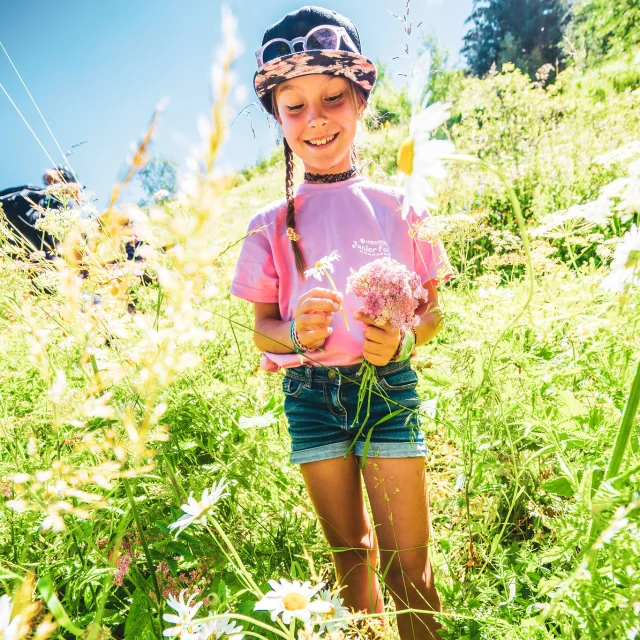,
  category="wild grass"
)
[0,19,639,640]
